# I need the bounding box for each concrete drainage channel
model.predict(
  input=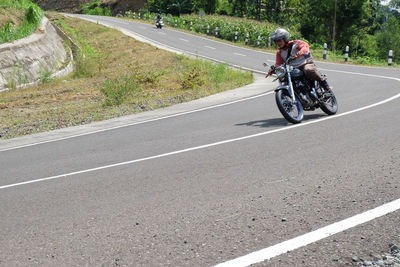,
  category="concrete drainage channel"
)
[0,16,75,92]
